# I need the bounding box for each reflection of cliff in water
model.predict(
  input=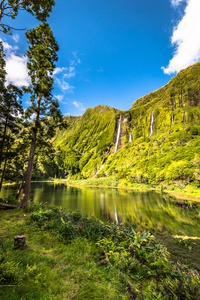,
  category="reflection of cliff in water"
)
[1,182,199,237]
